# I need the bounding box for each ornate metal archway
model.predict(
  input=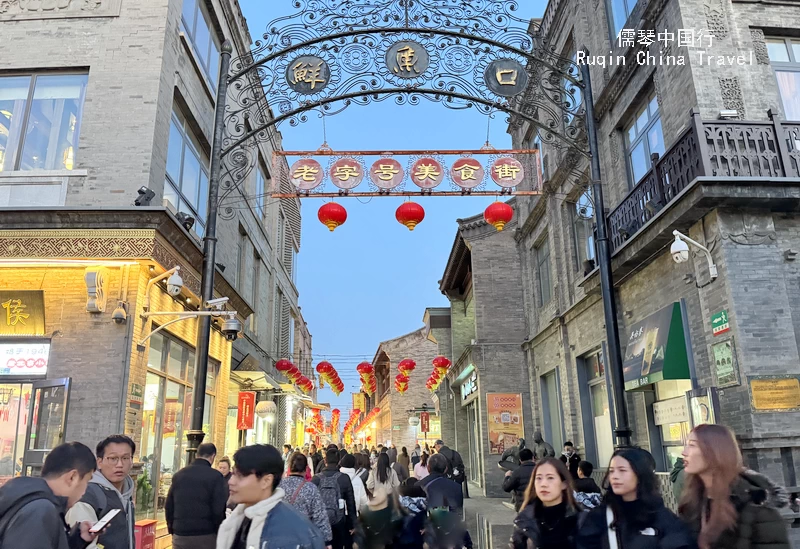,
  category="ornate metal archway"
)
[219,0,588,196]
